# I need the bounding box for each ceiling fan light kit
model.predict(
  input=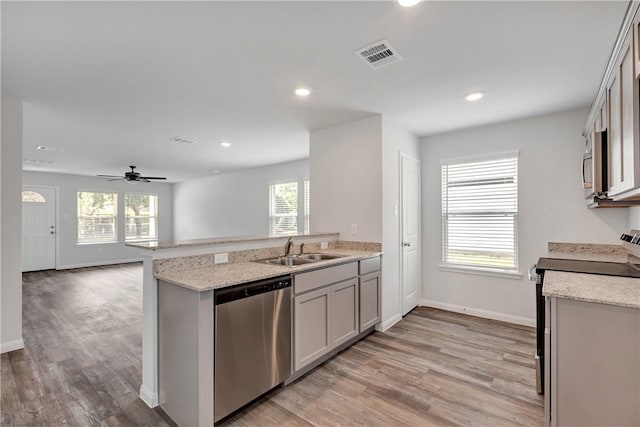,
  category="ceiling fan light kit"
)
[97,166,167,183]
